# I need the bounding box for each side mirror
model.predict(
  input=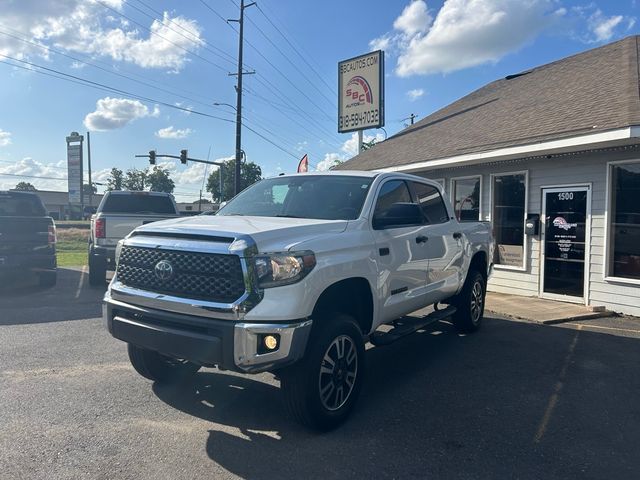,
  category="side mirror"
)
[373,202,423,230]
